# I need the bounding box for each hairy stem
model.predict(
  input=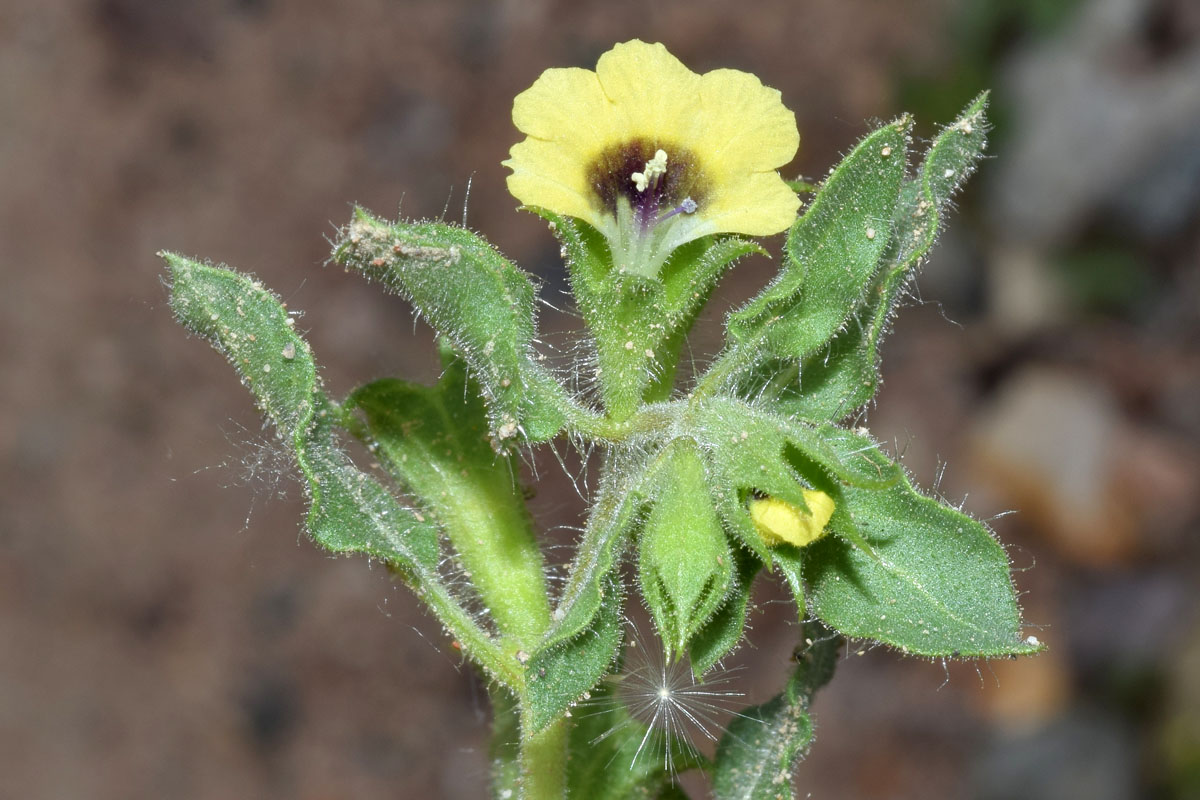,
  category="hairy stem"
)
[519,717,568,800]
[563,400,678,443]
